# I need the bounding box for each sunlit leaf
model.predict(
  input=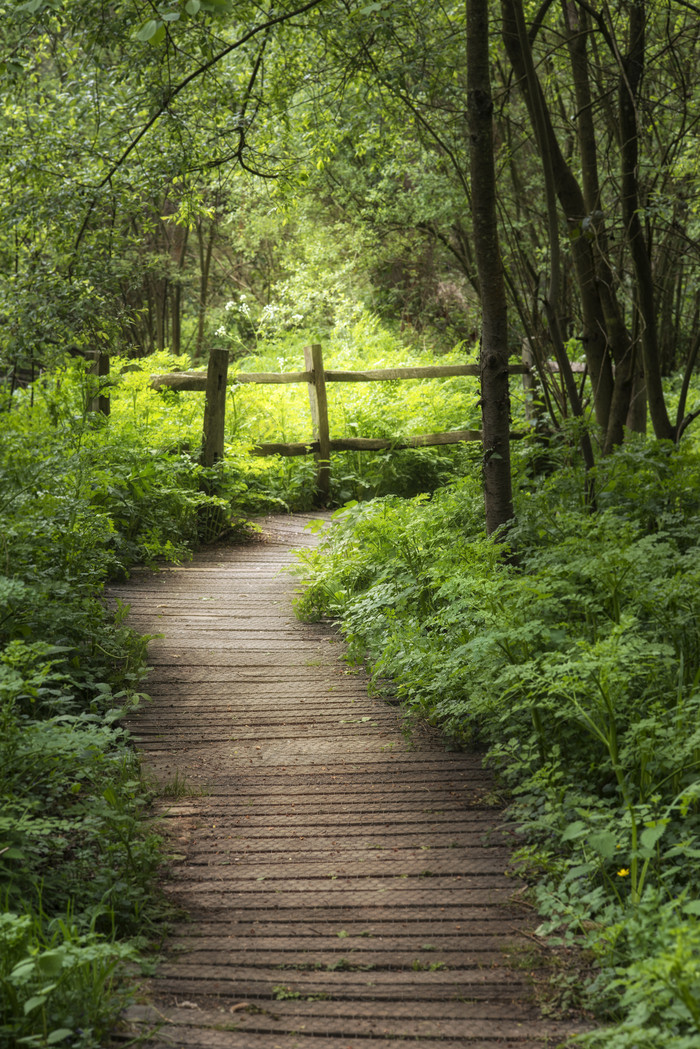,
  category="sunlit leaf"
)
[134,19,159,42]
